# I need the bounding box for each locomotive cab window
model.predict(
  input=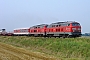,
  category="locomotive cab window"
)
[72,23,80,26]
